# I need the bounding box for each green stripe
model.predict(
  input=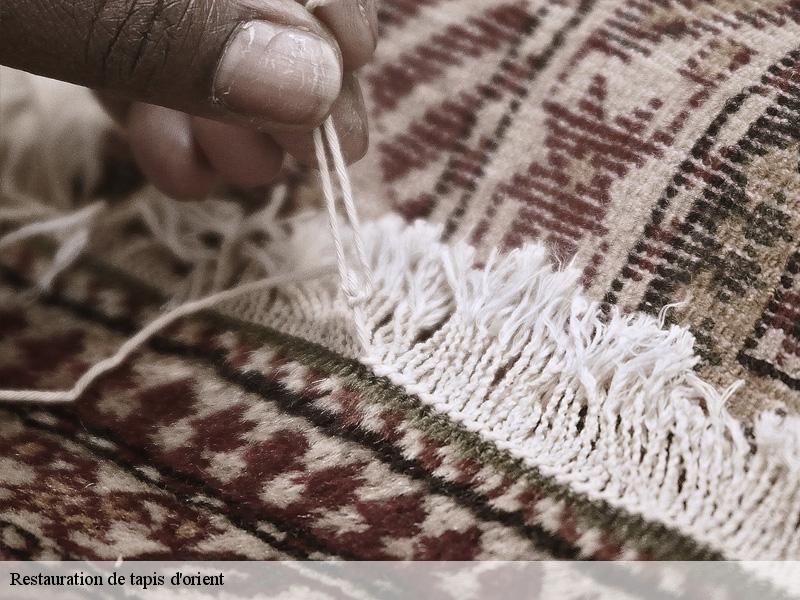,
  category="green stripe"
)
[208,311,722,561]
